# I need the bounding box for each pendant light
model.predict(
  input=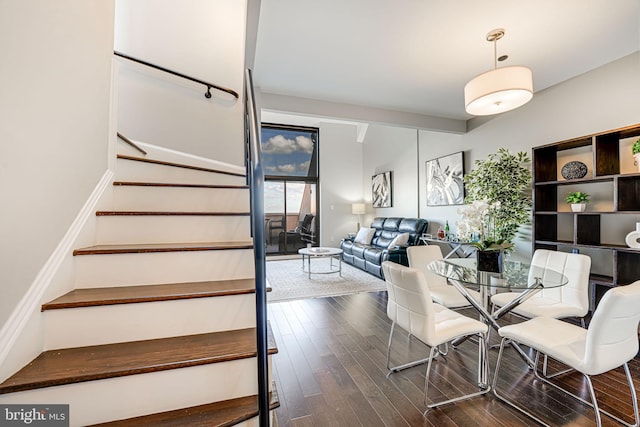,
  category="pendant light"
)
[464,28,533,116]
